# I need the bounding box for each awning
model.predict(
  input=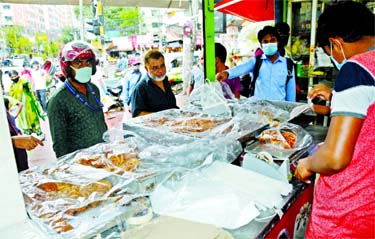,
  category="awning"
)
[215,0,274,22]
